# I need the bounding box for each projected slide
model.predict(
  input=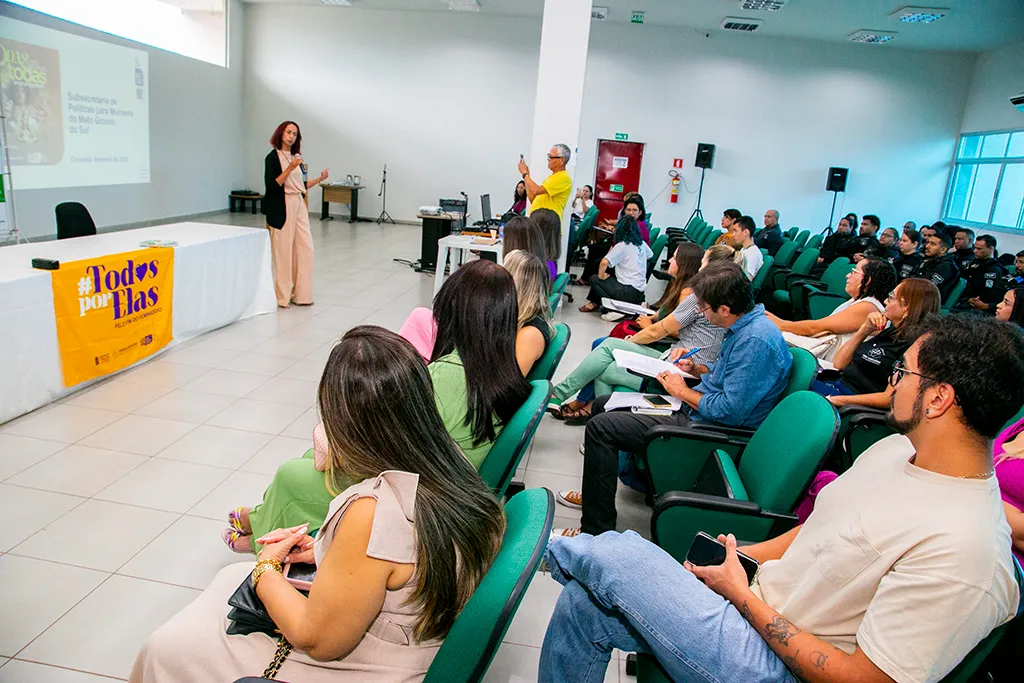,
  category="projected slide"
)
[0,18,149,190]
